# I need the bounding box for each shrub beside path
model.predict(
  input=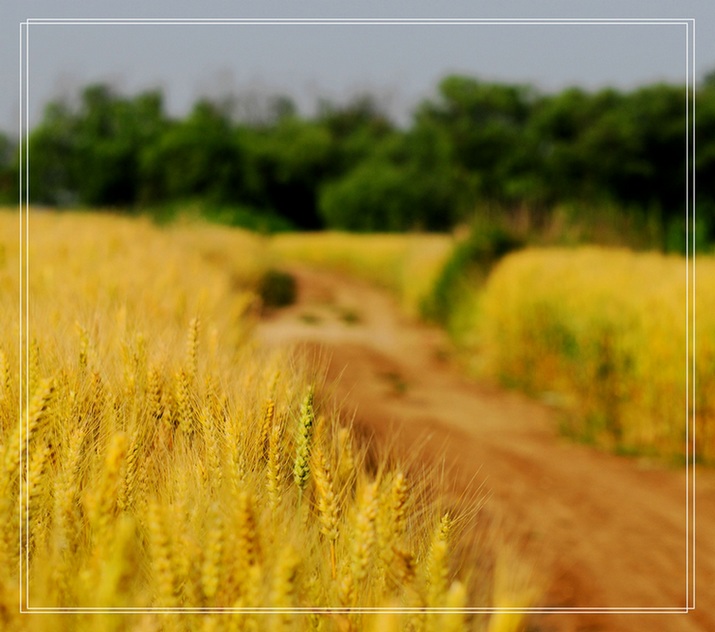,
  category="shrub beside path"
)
[256,265,715,632]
